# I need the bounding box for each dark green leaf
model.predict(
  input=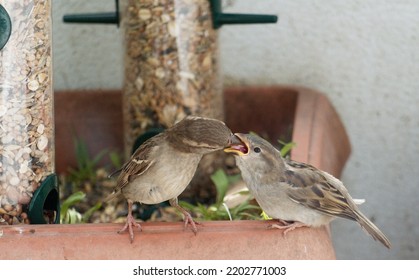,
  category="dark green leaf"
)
[82,202,102,223]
